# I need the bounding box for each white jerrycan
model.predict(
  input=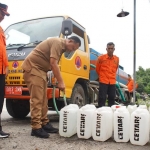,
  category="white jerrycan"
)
[149,106,150,134]
[92,107,113,141]
[111,105,126,112]
[149,106,150,113]
[59,104,79,137]
[127,105,137,115]
[77,104,96,139]
[138,105,147,109]
[130,108,150,146]
[114,107,130,142]
[111,105,120,112]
